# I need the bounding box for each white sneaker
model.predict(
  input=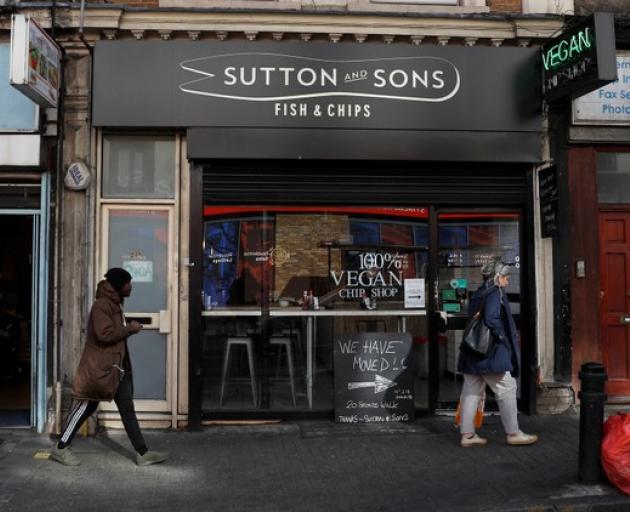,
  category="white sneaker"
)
[460,433,488,448]
[507,431,538,446]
